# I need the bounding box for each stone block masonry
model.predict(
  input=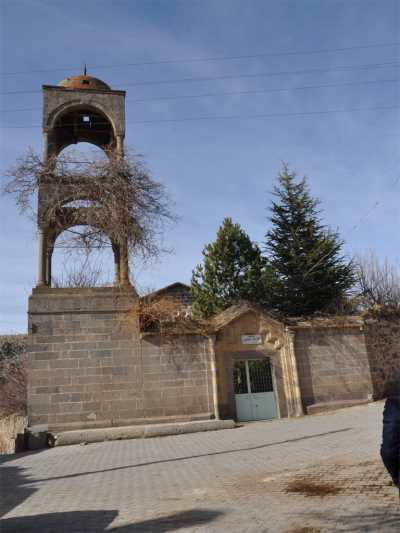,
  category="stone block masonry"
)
[27,287,214,432]
[364,318,400,399]
[294,326,374,411]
